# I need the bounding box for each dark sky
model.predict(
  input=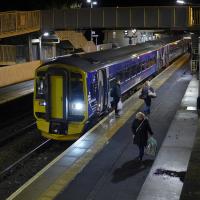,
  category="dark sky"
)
[1,0,199,11]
